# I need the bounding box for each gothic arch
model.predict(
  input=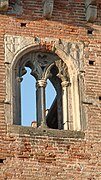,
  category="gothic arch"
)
[5,35,85,130]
